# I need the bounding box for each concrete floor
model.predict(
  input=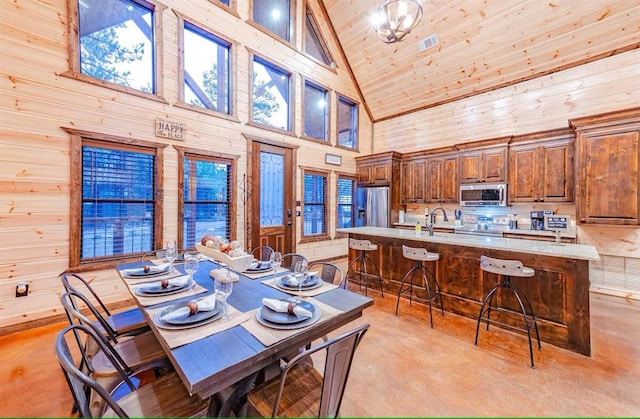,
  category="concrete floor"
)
[1,288,639,416]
